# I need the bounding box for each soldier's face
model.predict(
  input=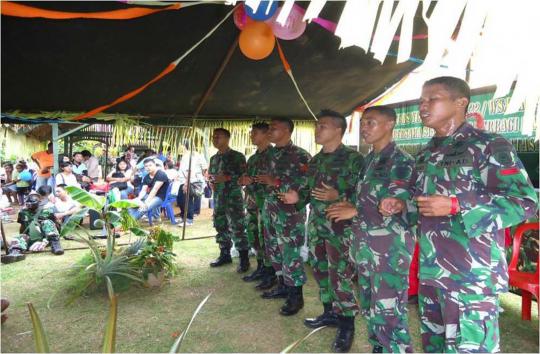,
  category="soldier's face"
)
[269,121,290,143]
[315,117,342,145]
[212,132,229,149]
[360,111,393,144]
[250,129,268,146]
[419,84,467,129]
